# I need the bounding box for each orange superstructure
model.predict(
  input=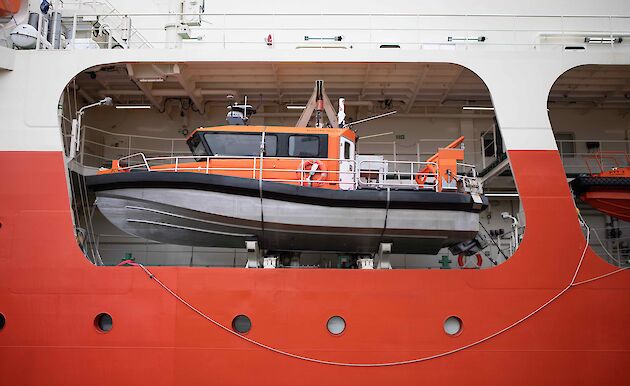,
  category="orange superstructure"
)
[100,125,357,189]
